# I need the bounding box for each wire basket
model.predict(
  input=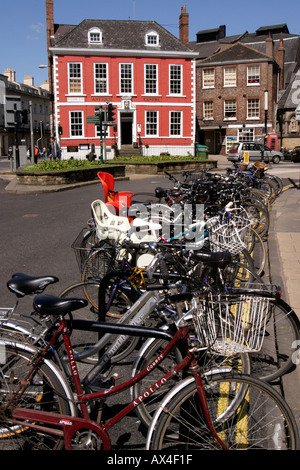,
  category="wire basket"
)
[71,228,98,272]
[192,295,270,354]
[71,228,117,278]
[208,213,252,255]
